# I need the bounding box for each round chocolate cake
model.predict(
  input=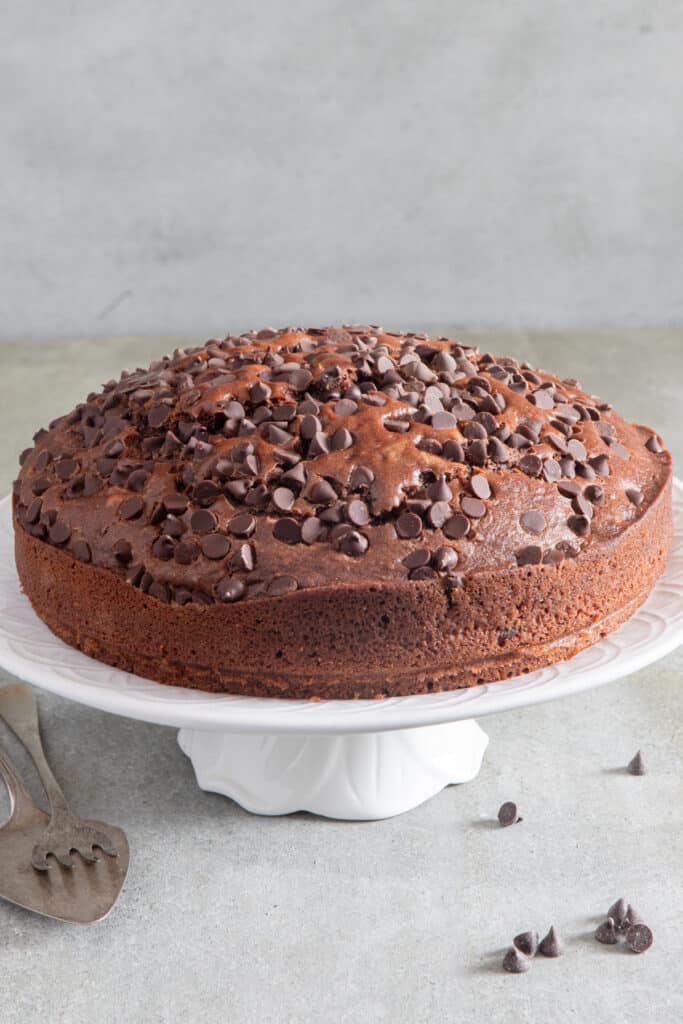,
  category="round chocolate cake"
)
[13,327,672,699]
